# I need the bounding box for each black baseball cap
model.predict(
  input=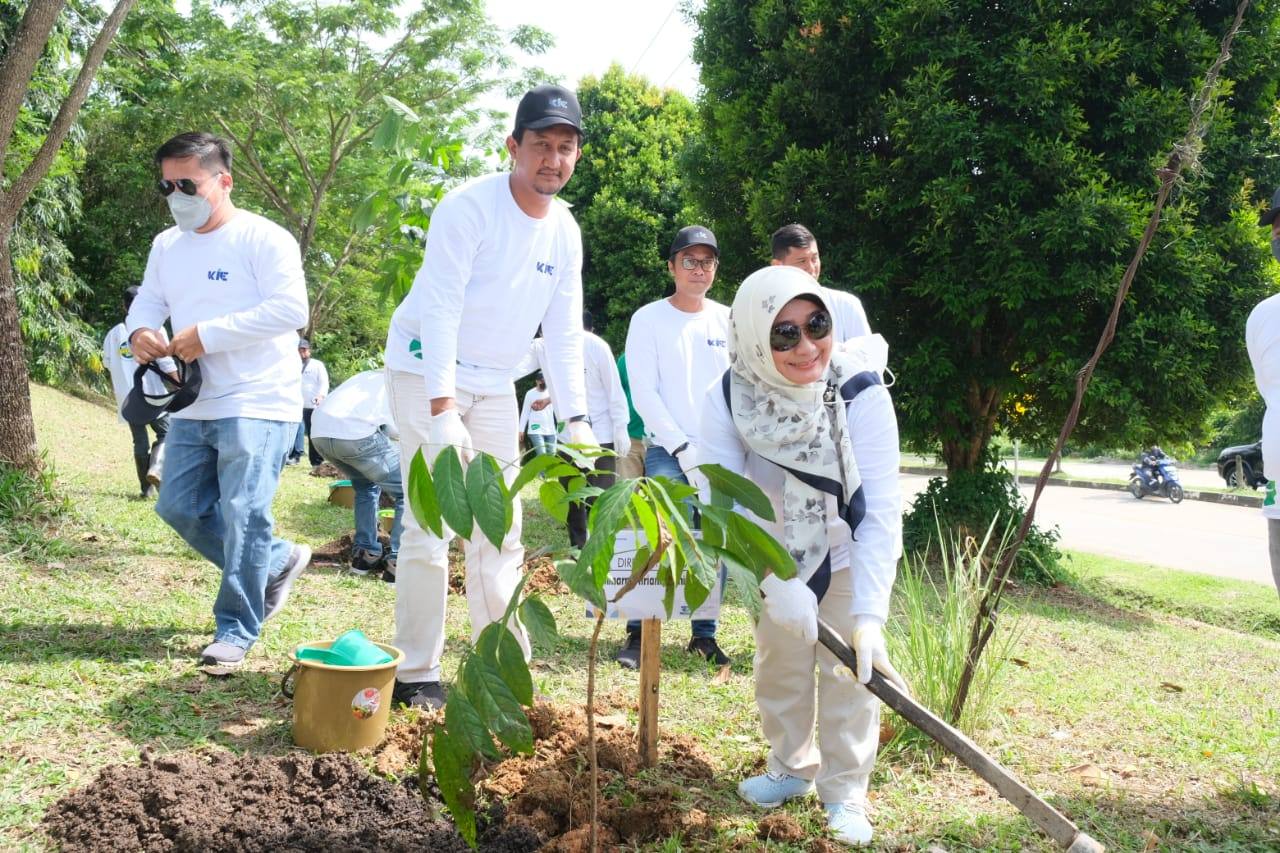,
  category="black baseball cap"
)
[513,84,583,136]
[669,225,719,259]
[122,358,202,425]
[1260,187,1280,226]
